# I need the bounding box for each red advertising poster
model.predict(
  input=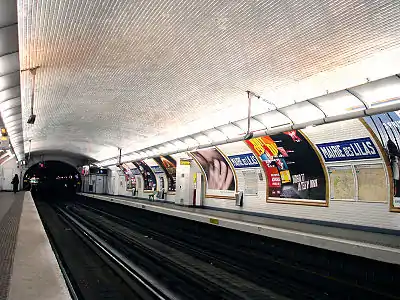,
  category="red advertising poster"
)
[245,130,326,201]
